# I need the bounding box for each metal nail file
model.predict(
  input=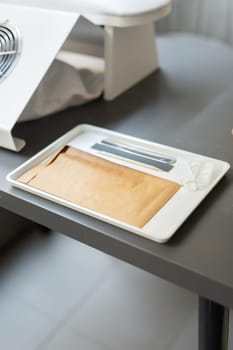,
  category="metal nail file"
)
[91,143,174,172]
[102,139,176,164]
